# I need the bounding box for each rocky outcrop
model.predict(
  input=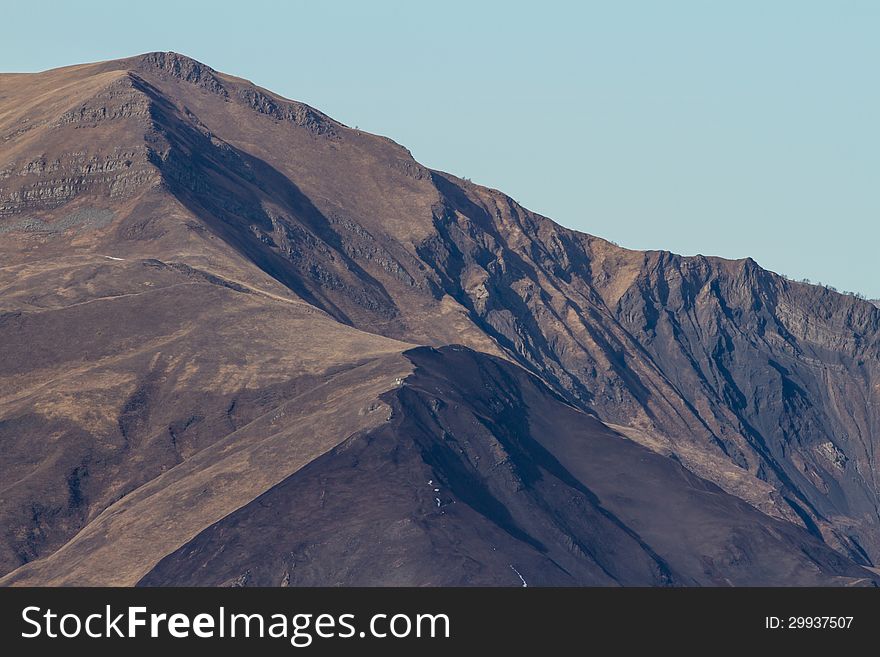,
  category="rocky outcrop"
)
[133,52,228,98]
[0,74,160,217]
[236,88,338,137]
